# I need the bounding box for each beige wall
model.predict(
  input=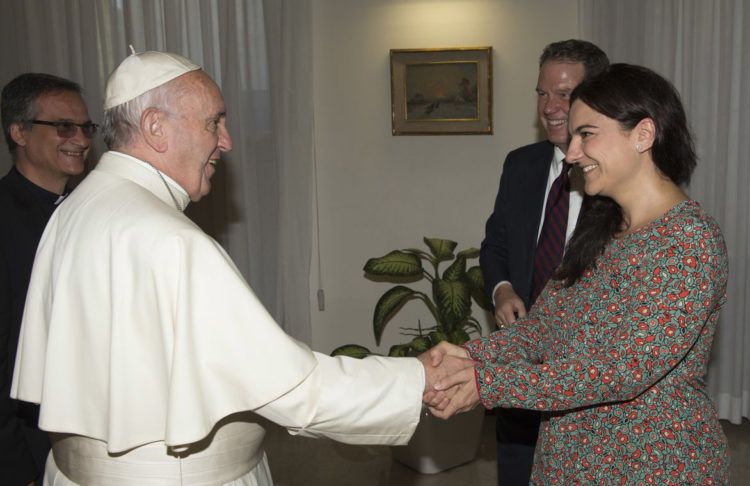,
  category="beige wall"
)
[310,0,580,354]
